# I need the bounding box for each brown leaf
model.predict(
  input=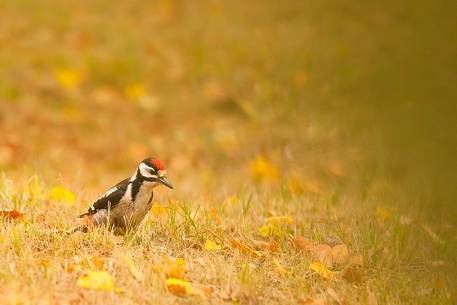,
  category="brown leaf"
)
[0,210,24,221]
[331,244,349,265]
[292,237,314,251]
[312,244,333,264]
